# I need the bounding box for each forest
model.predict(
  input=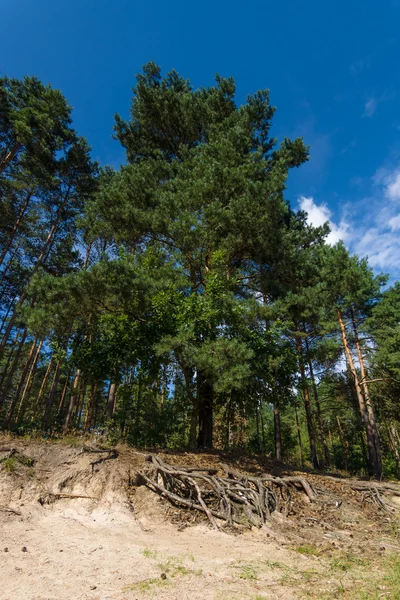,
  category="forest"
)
[1,63,399,480]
